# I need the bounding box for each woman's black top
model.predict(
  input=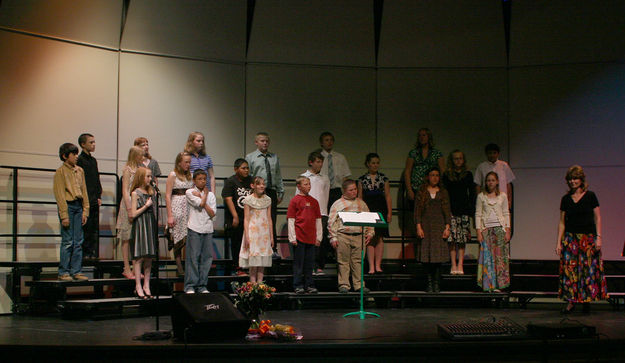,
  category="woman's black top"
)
[560,190,599,234]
